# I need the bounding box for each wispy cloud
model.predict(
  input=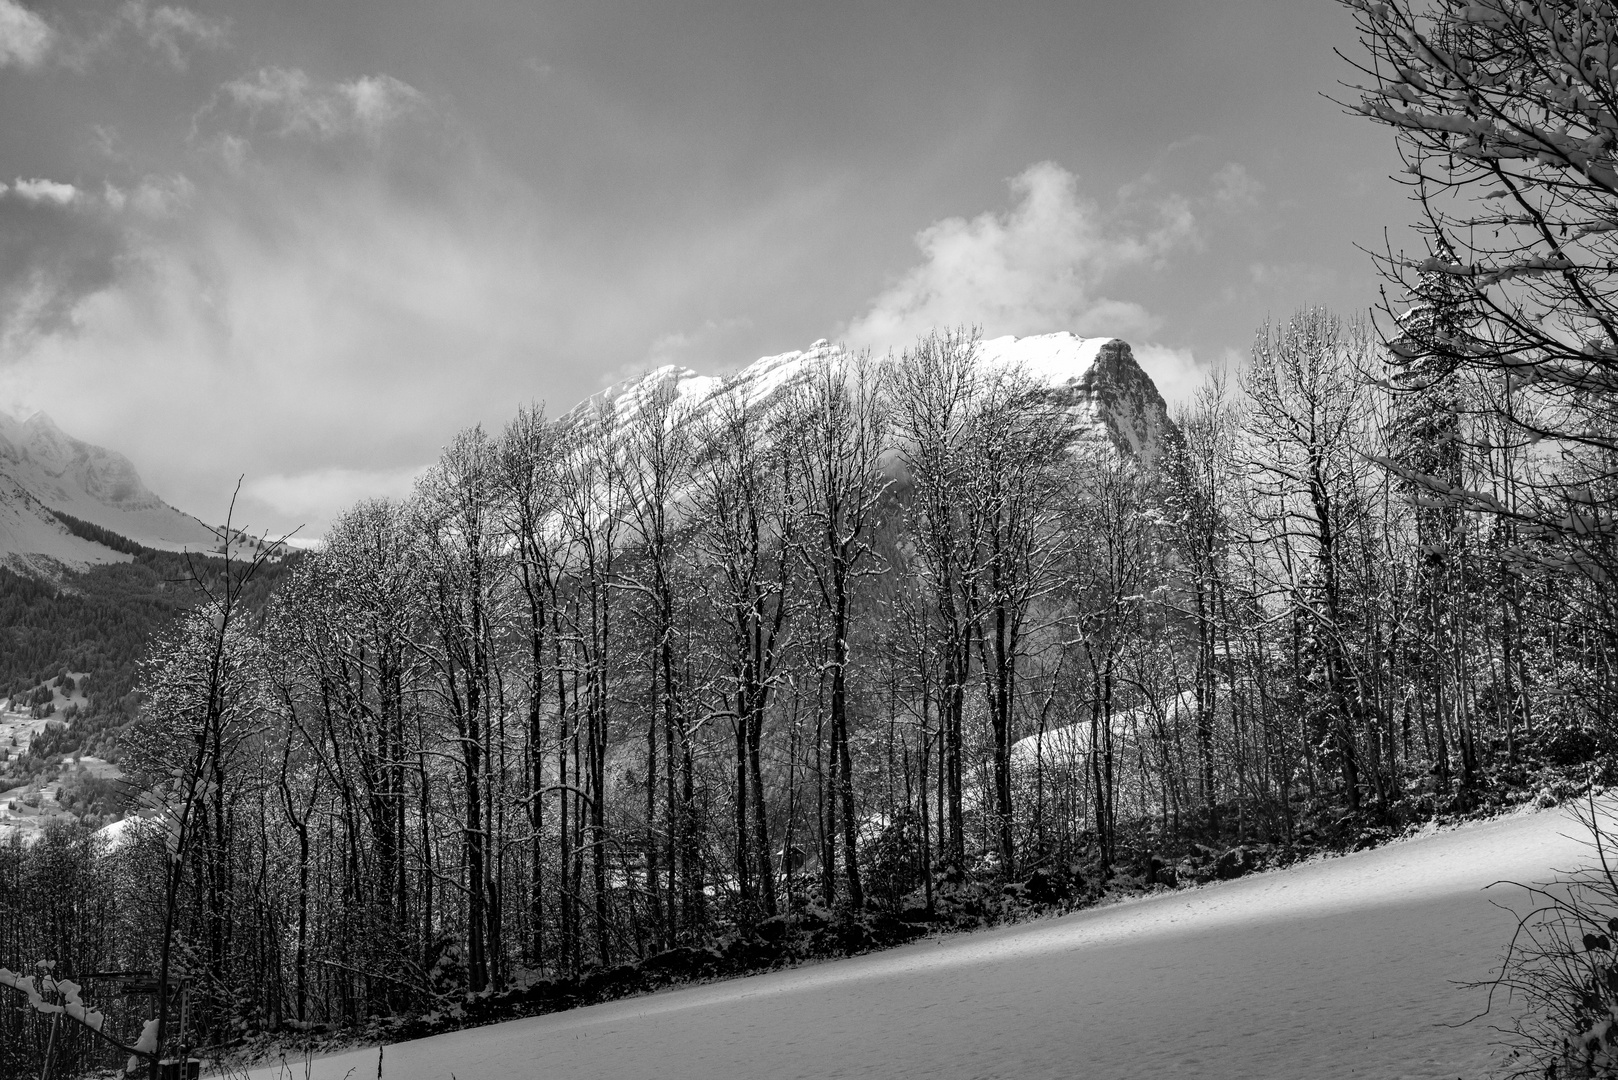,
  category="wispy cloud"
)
[217,68,426,142]
[0,138,577,533]
[117,1,228,70]
[639,317,754,376]
[846,162,1195,351]
[0,0,52,69]
[1211,162,1263,209]
[102,174,195,218]
[17,1,229,72]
